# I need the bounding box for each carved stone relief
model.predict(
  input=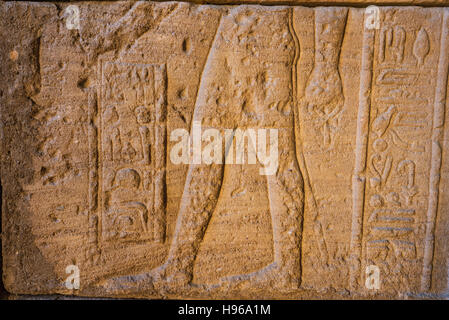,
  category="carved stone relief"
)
[2,1,449,299]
